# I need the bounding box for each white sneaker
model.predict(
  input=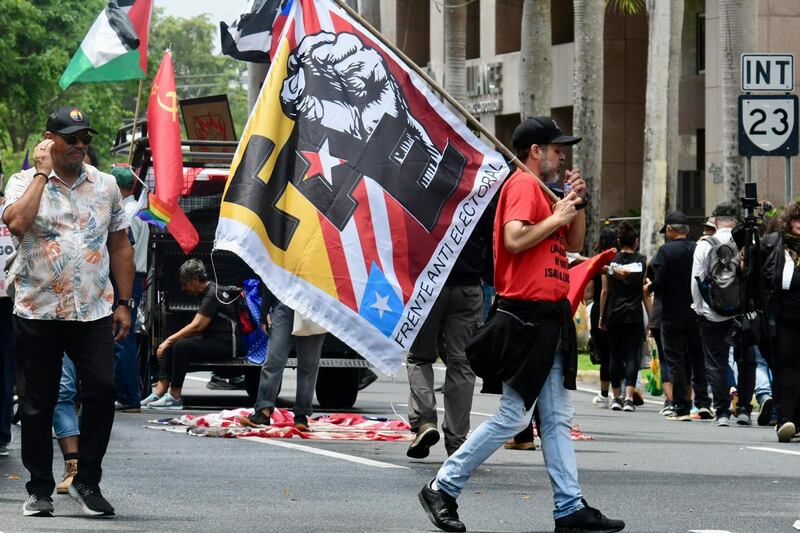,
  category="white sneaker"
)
[592,394,609,408]
[146,392,183,410]
[140,392,162,407]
